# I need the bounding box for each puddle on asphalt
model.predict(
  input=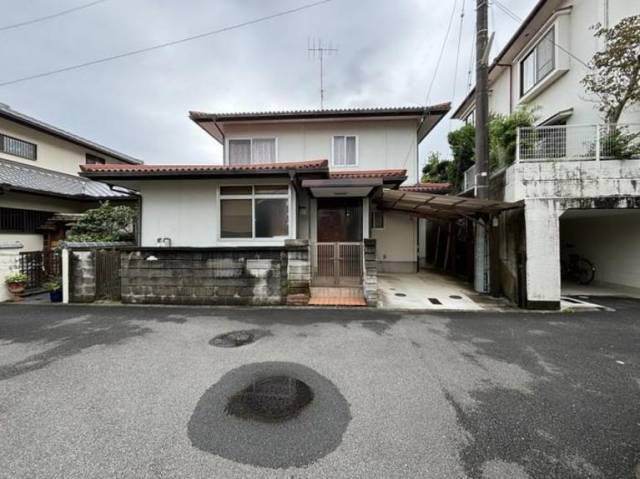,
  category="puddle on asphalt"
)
[209,329,271,348]
[225,375,313,422]
[187,362,351,469]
